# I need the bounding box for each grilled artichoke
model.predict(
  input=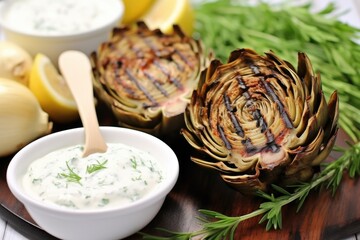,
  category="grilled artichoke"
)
[182,48,339,194]
[91,22,207,136]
